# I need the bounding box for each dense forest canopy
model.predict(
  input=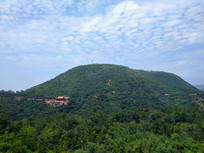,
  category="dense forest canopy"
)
[0,106,203,152]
